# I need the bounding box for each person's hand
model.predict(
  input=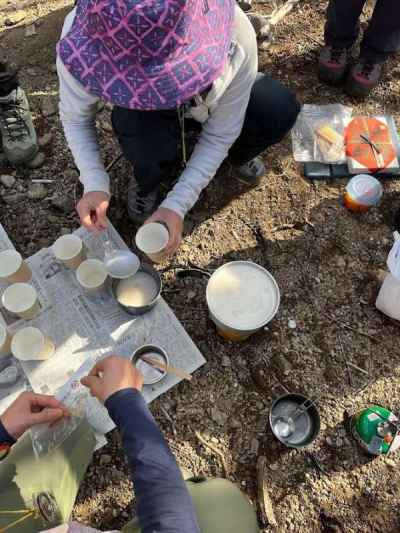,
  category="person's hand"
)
[145,207,183,256]
[1,392,69,439]
[81,356,143,404]
[77,191,110,232]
